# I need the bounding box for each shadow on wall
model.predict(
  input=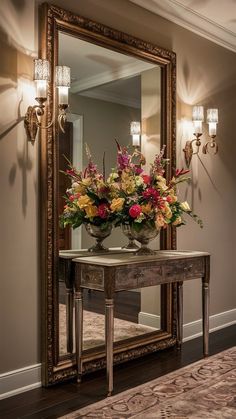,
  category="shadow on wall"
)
[0,0,37,216]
